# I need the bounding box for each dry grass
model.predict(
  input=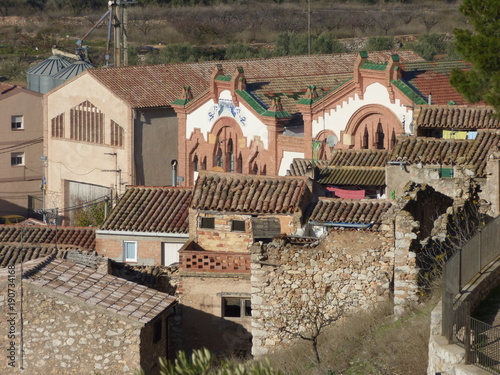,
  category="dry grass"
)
[264,300,434,375]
